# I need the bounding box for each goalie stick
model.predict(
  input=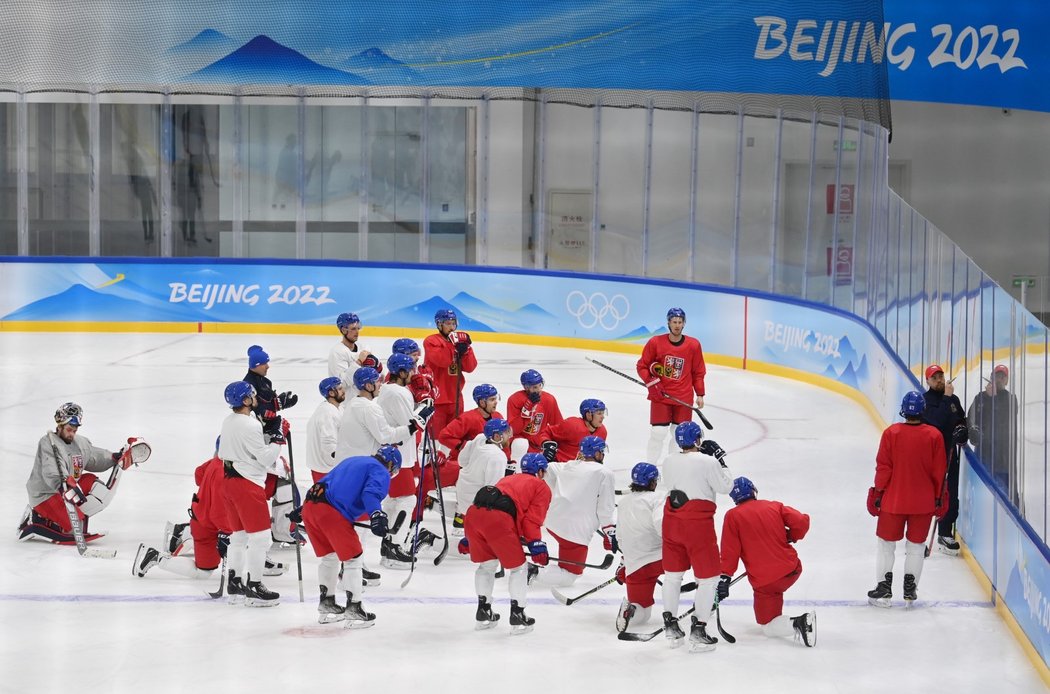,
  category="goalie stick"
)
[537,552,615,571]
[401,426,439,589]
[584,356,713,430]
[47,432,117,559]
[617,573,745,642]
[427,425,451,566]
[285,430,305,603]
